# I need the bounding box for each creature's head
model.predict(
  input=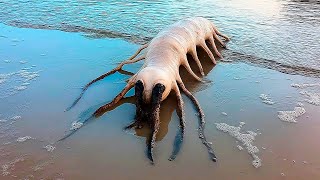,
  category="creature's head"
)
[134,67,173,104]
